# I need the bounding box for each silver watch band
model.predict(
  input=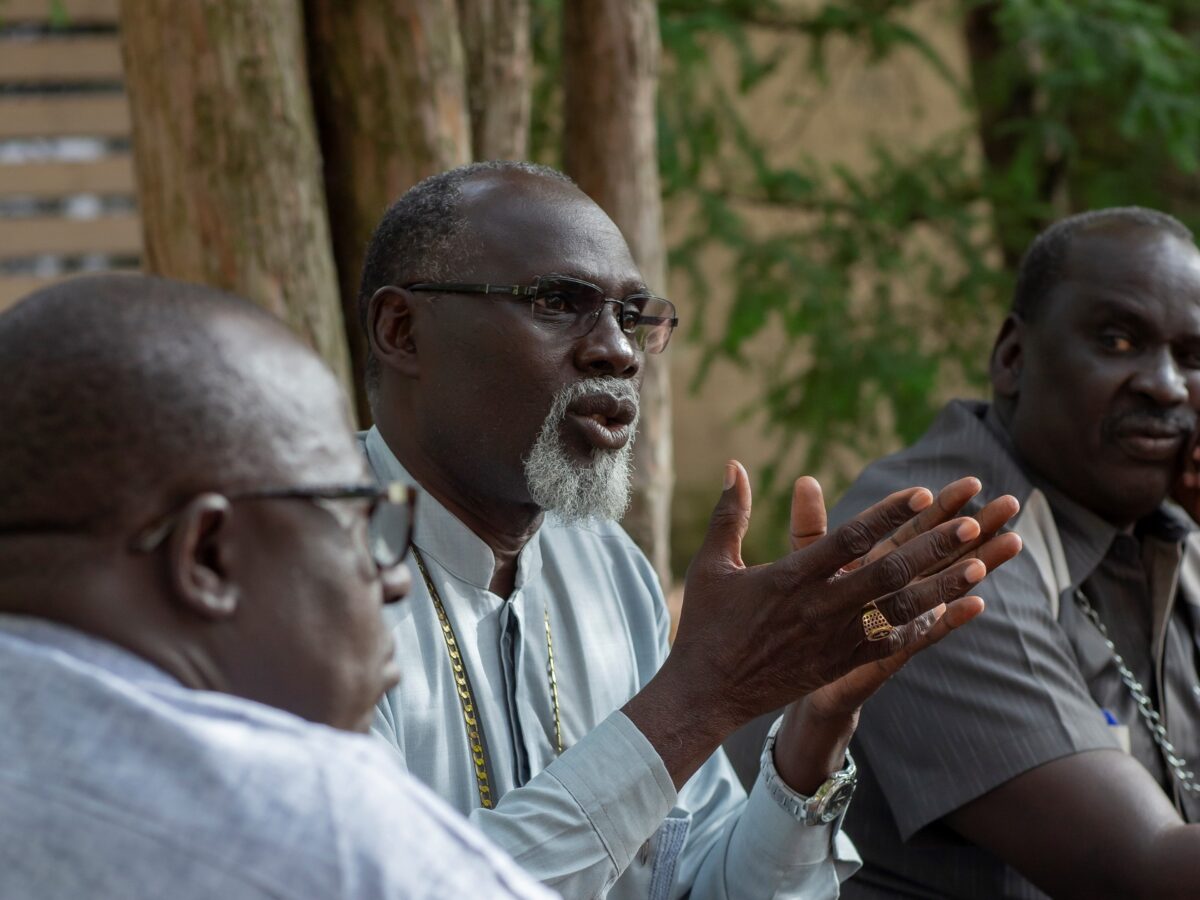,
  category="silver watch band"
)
[759,717,857,826]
